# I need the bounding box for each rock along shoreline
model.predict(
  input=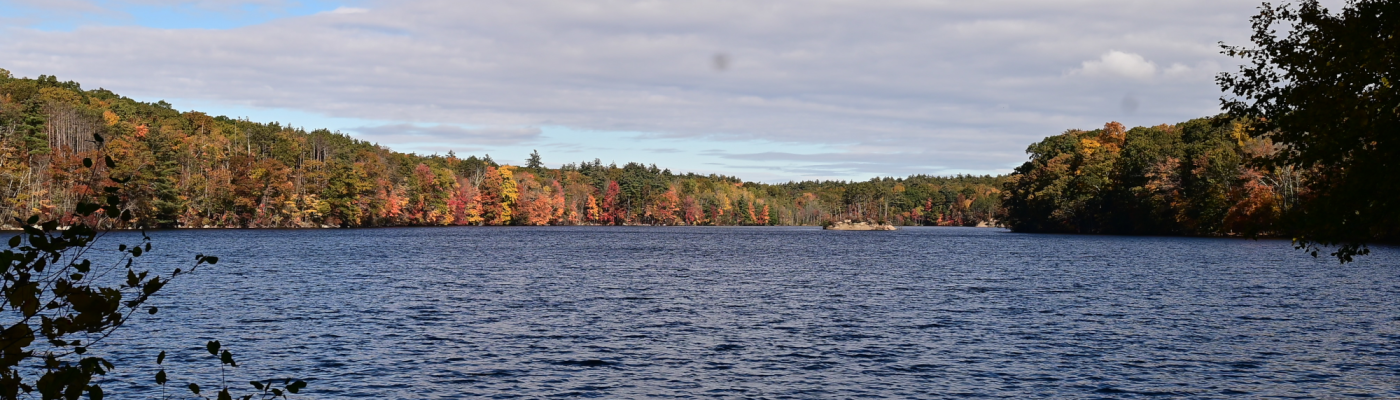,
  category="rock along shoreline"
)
[823,221,897,231]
